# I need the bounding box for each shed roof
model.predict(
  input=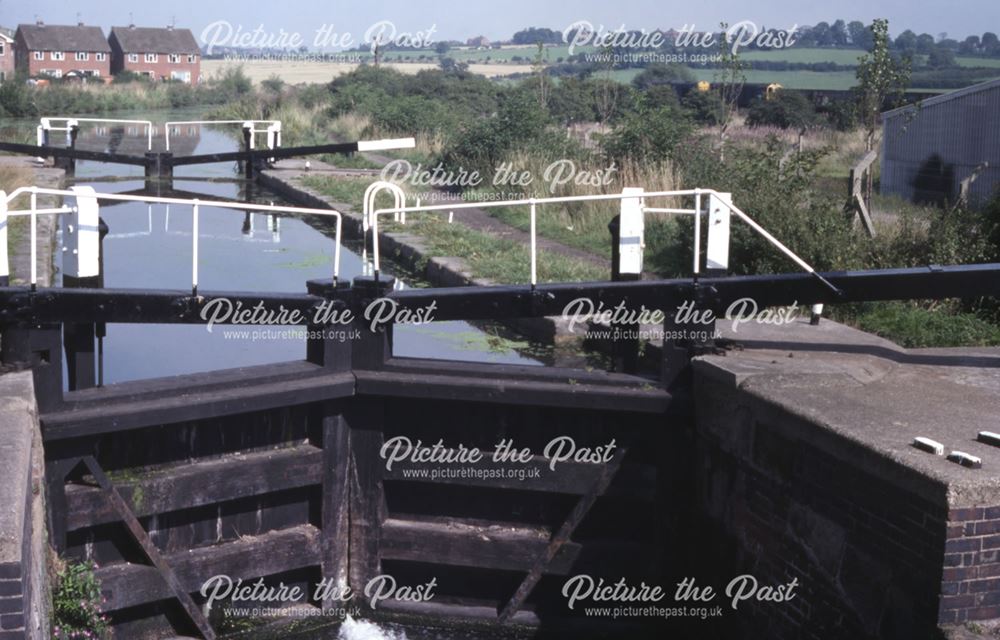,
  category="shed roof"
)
[16,23,111,52]
[883,77,1000,119]
[110,26,199,55]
